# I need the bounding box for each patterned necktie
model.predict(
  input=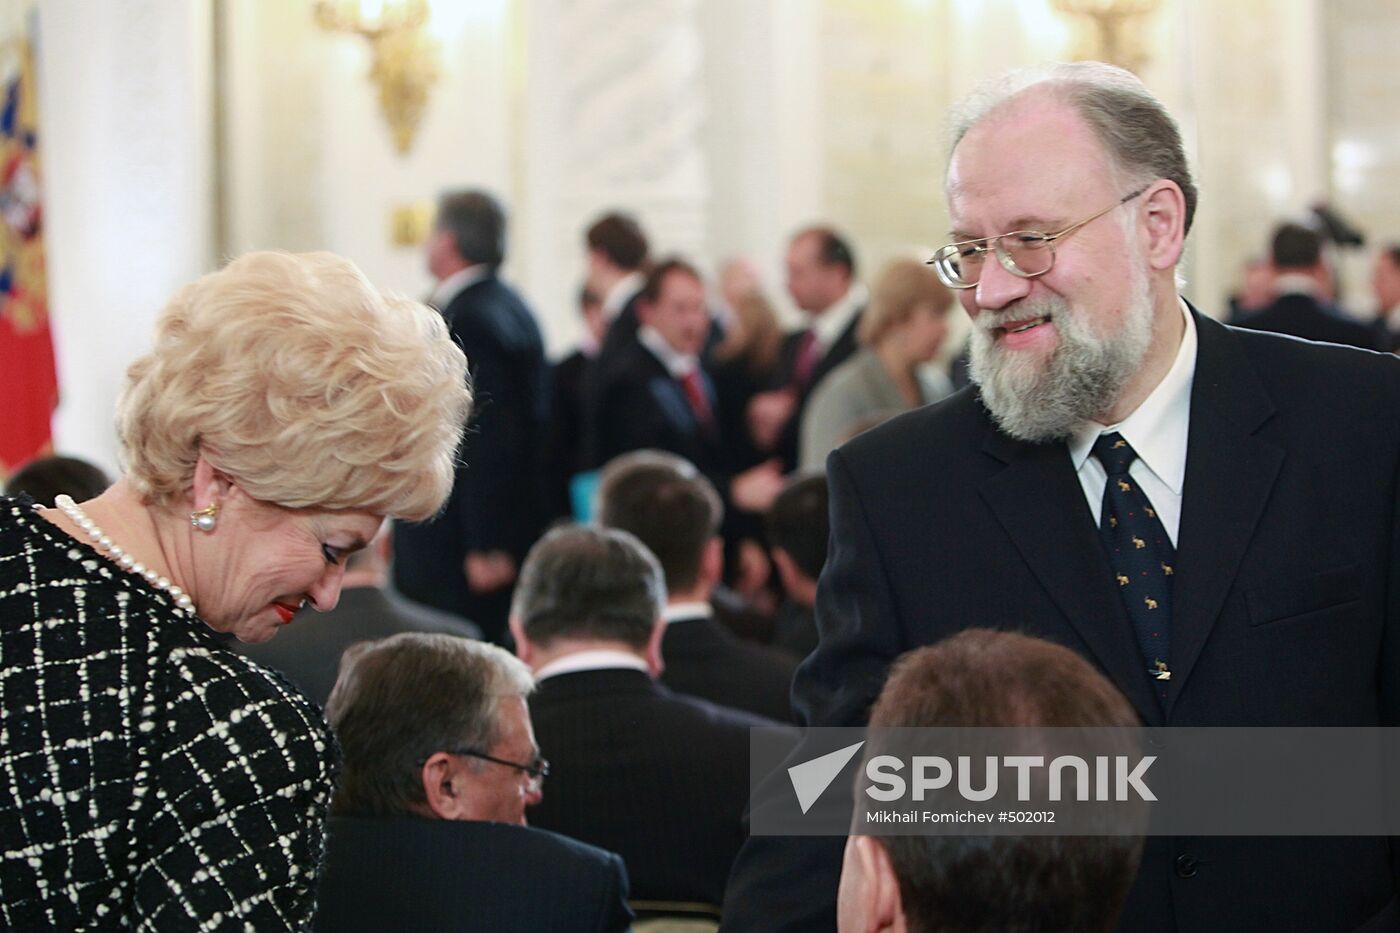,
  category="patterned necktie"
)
[680,369,714,430]
[1093,432,1174,703]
